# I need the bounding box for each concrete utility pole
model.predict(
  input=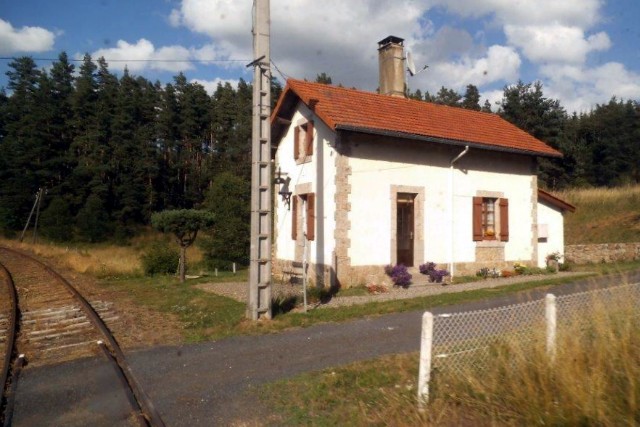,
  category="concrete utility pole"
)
[247,0,272,320]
